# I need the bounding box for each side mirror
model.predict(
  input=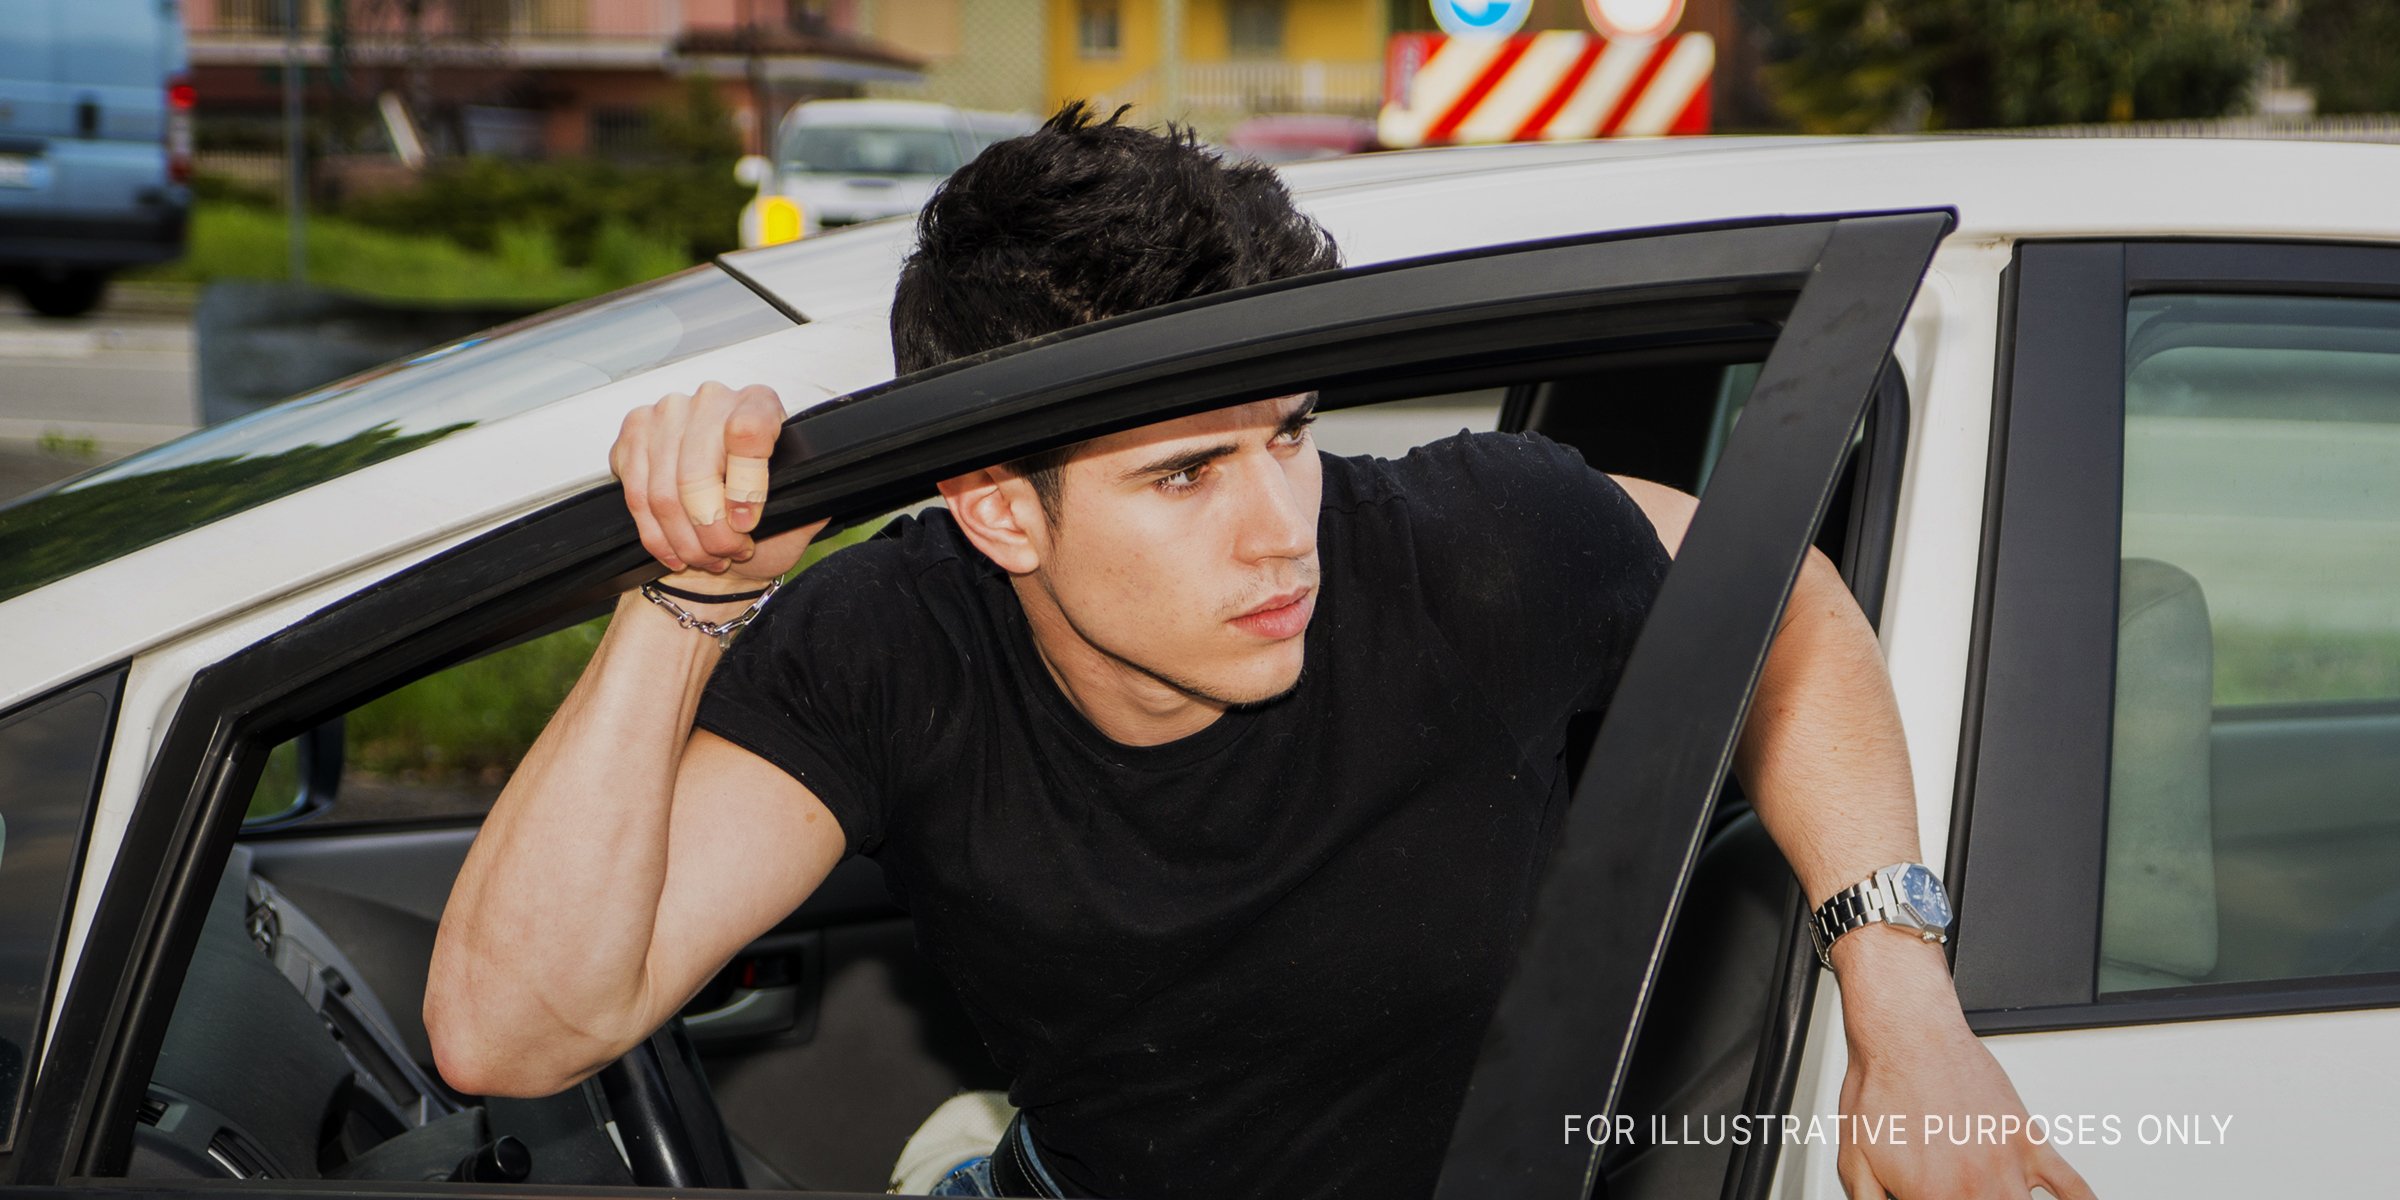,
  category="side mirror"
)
[297,715,345,812]
[734,154,771,189]
[243,715,345,829]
